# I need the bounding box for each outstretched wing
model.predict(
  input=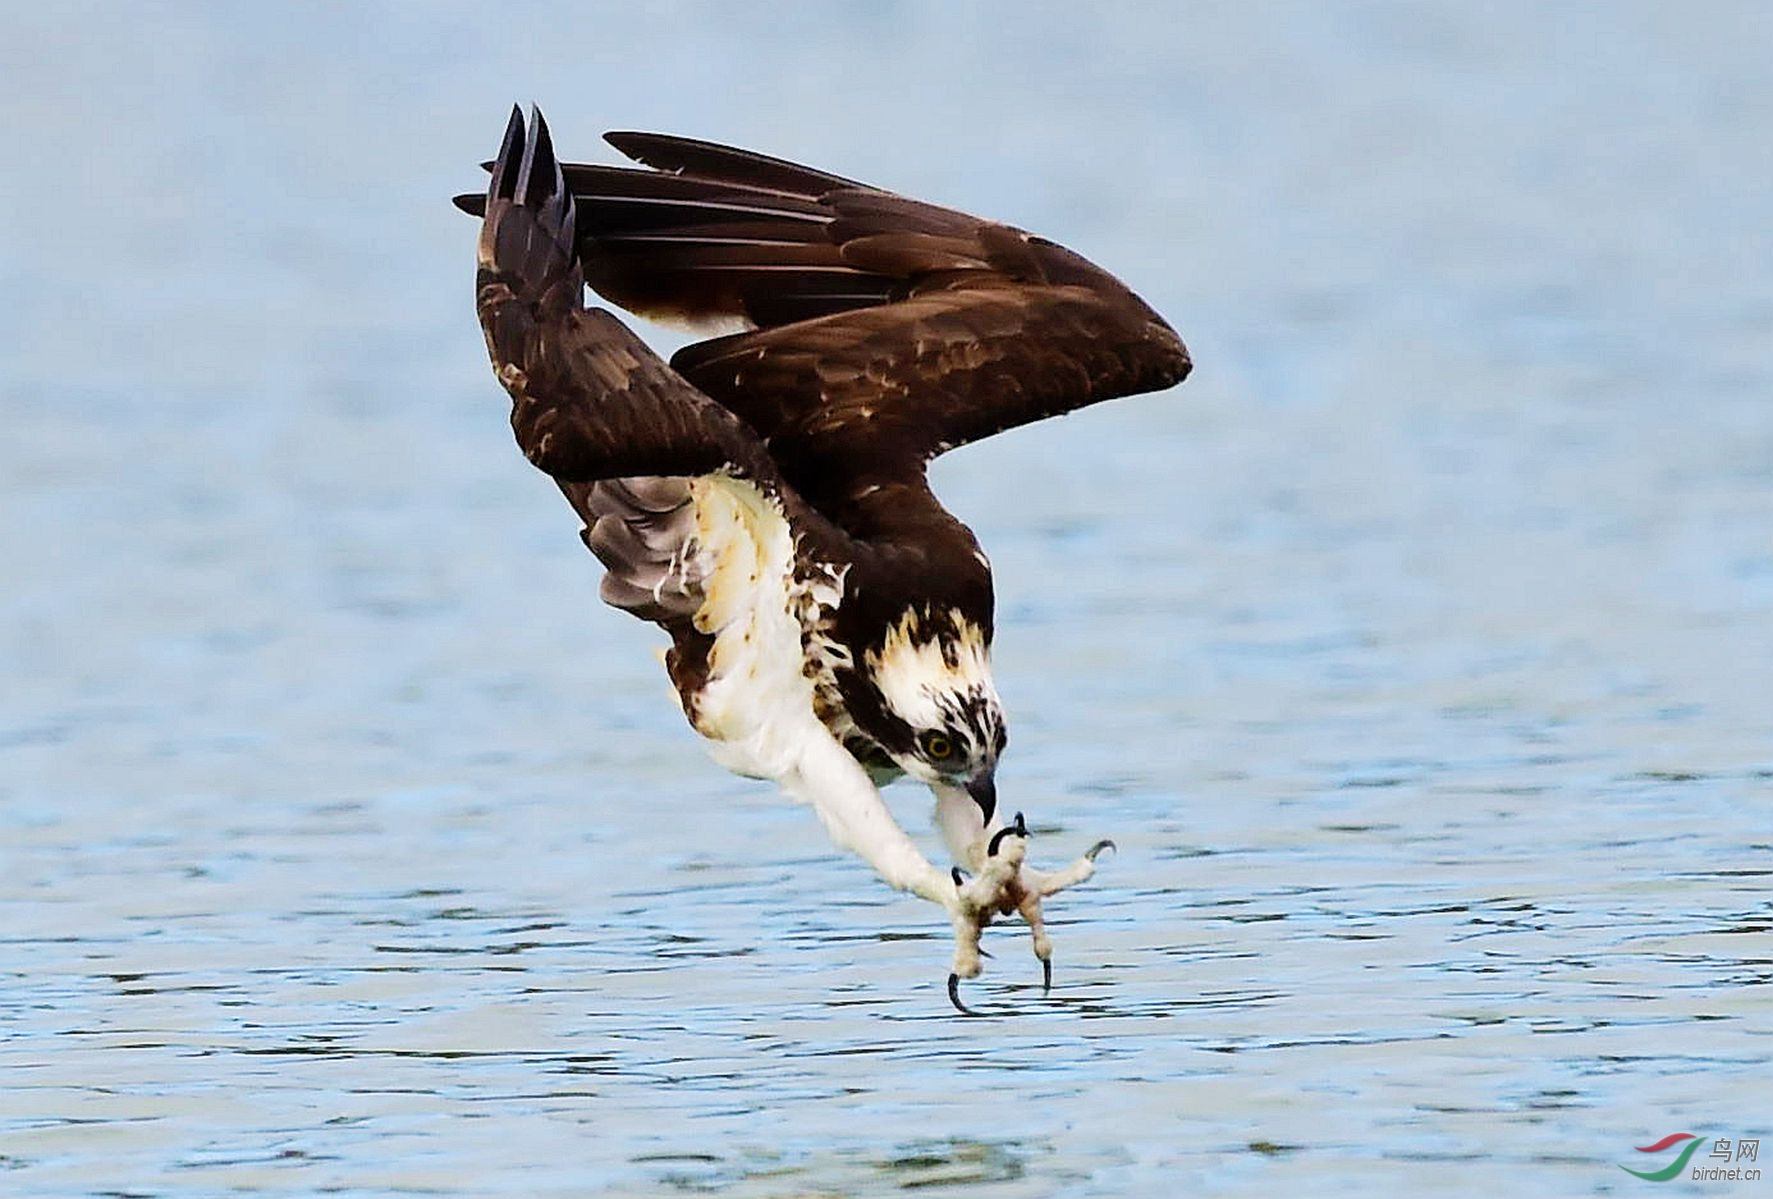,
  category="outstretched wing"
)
[474,111,780,489]
[475,108,850,750]
[459,130,1191,478]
